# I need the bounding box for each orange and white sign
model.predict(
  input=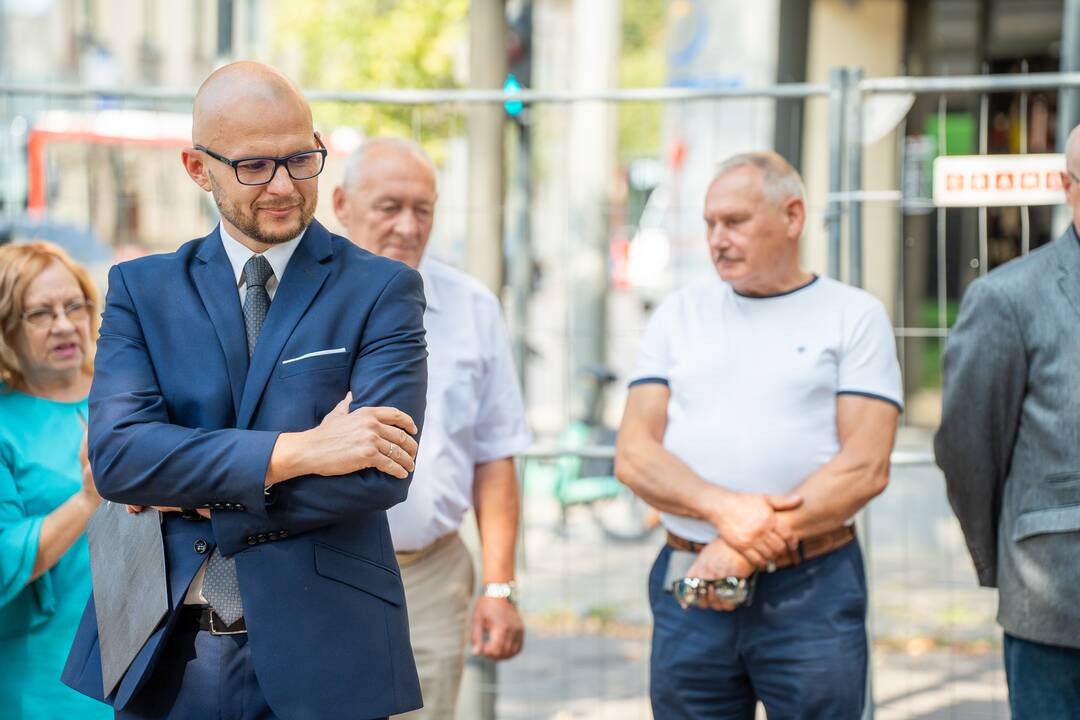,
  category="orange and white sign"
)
[933,153,1065,207]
